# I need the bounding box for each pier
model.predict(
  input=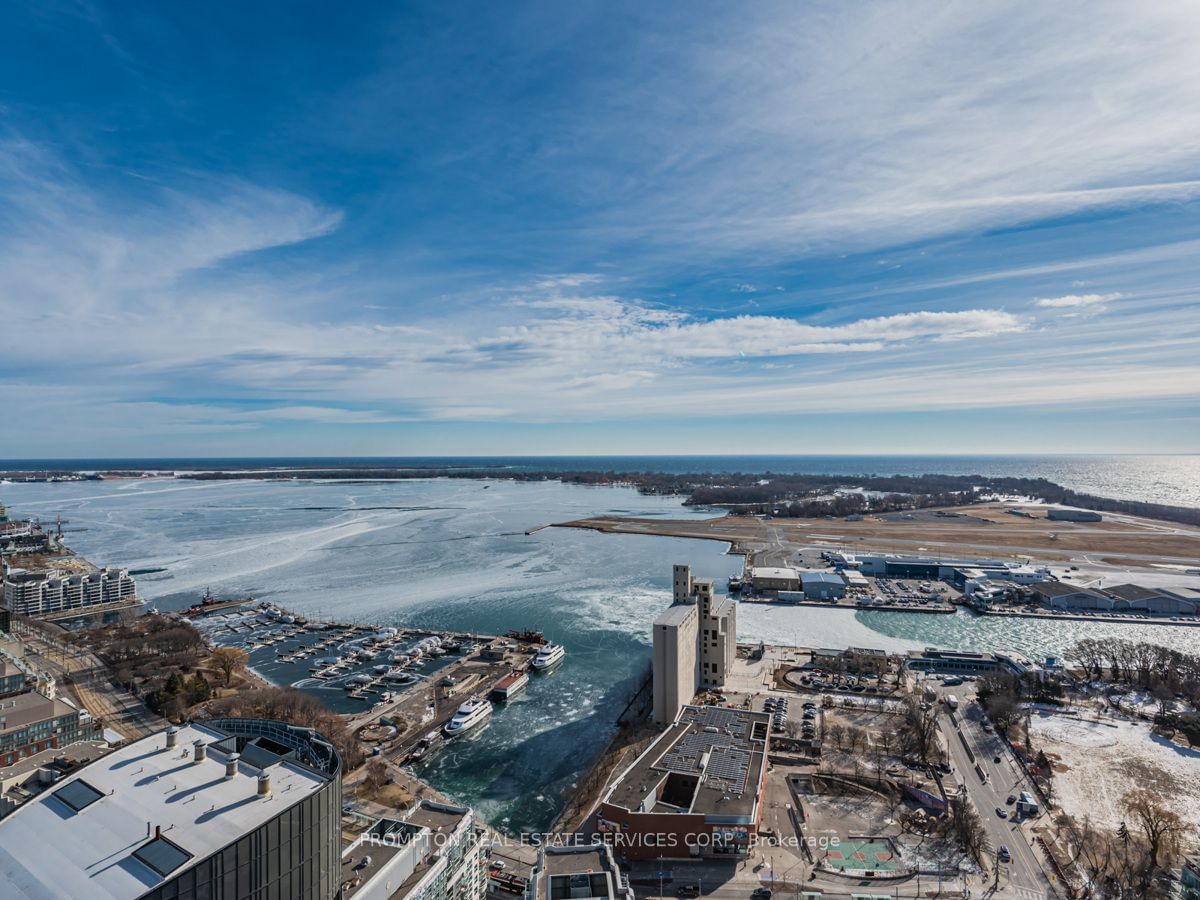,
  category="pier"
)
[183,599,544,779]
